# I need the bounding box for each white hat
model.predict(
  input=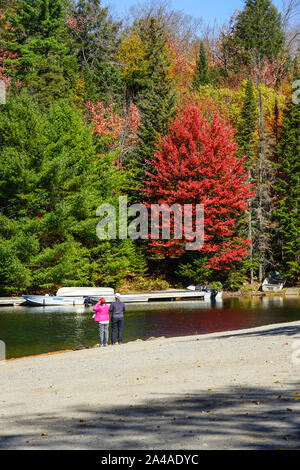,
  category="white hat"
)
[114,292,121,298]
